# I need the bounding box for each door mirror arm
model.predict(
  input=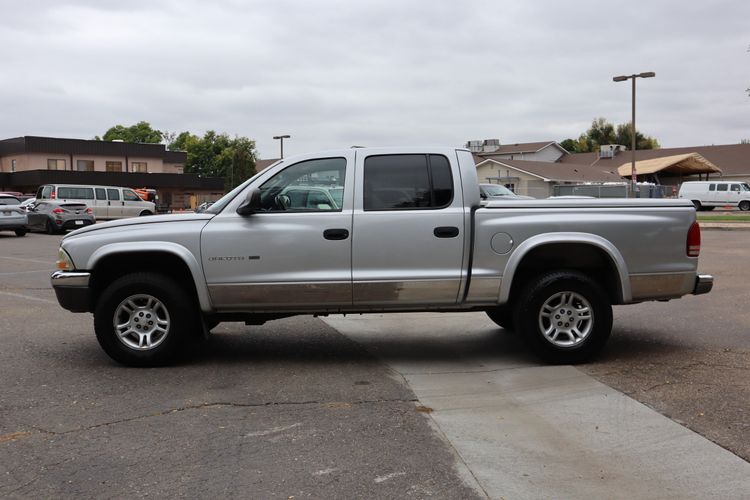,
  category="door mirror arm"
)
[236,188,262,216]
